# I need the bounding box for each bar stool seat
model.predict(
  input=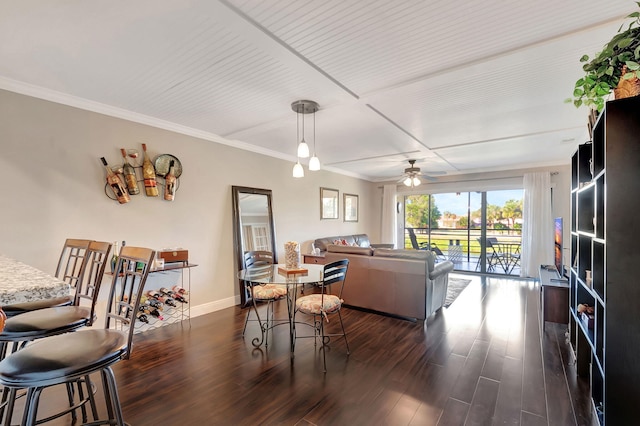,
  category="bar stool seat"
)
[1,297,73,318]
[1,306,92,339]
[0,329,129,425]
